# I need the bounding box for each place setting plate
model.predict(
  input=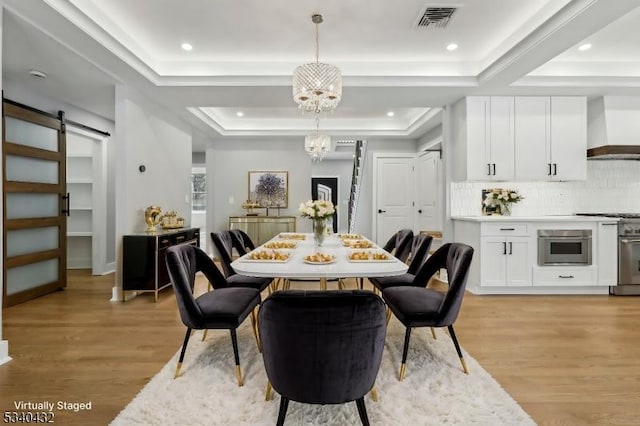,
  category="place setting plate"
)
[302,253,337,265]
[263,241,298,249]
[278,233,306,240]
